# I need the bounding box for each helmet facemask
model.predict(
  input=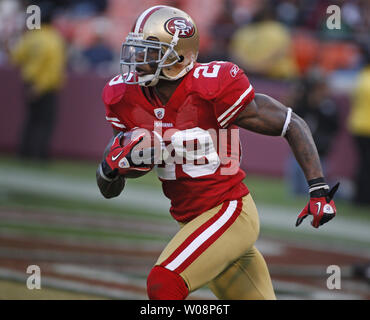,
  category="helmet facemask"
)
[120,30,182,87]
